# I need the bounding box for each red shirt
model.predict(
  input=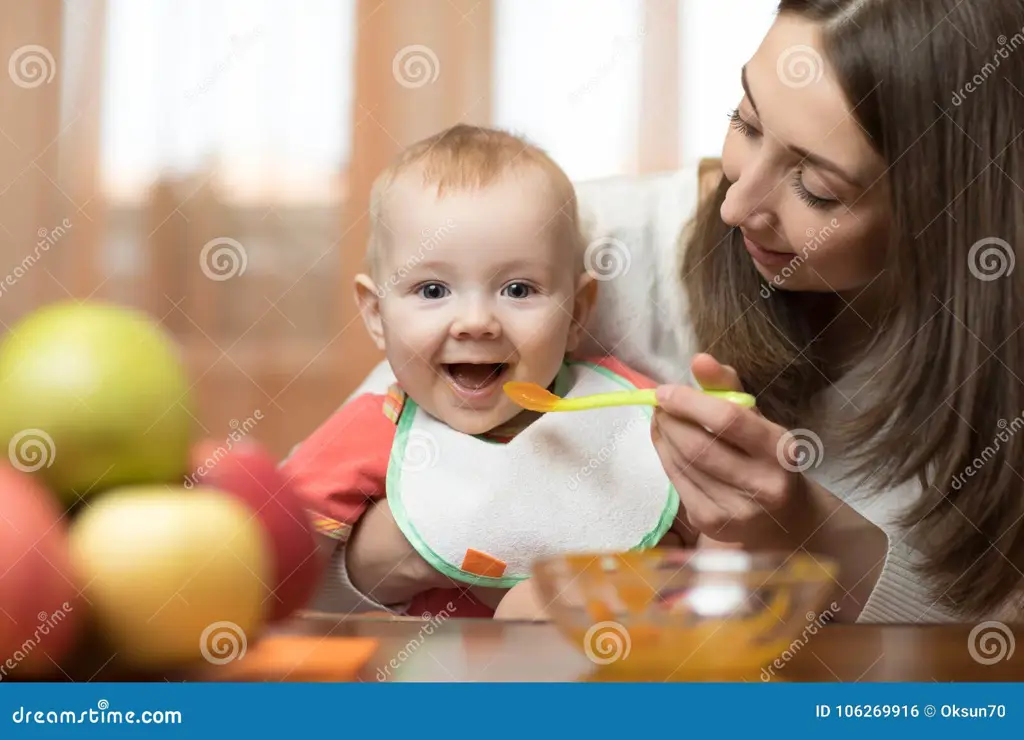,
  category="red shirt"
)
[281,356,657,618]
